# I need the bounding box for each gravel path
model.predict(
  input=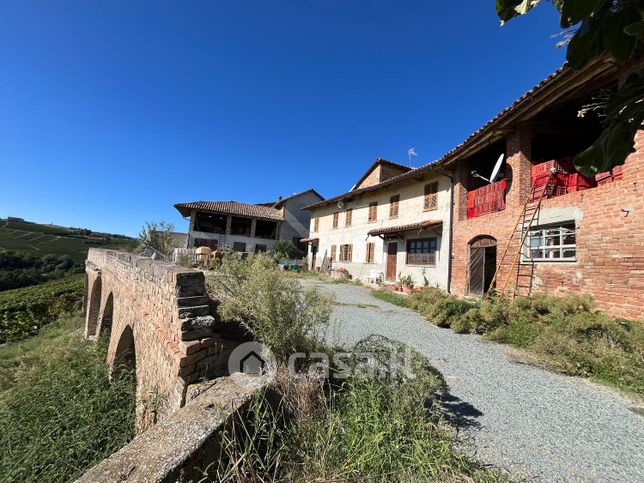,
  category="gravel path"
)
[305,281,644,482]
